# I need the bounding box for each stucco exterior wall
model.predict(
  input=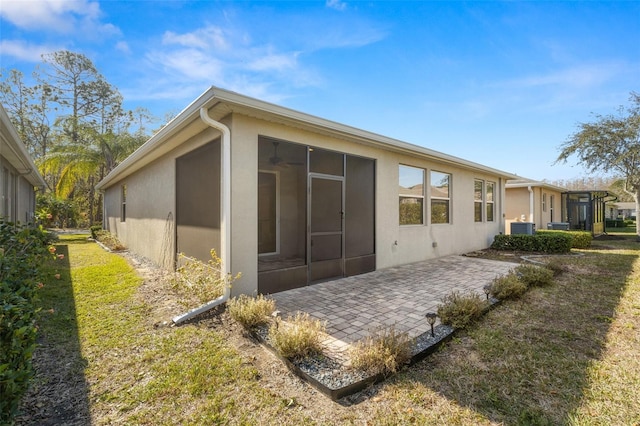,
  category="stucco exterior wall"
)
[228,113,505,294]
[505,186,563,233]
[0,159,37,224]
[103,110,507,296]
[103,127,222,269]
